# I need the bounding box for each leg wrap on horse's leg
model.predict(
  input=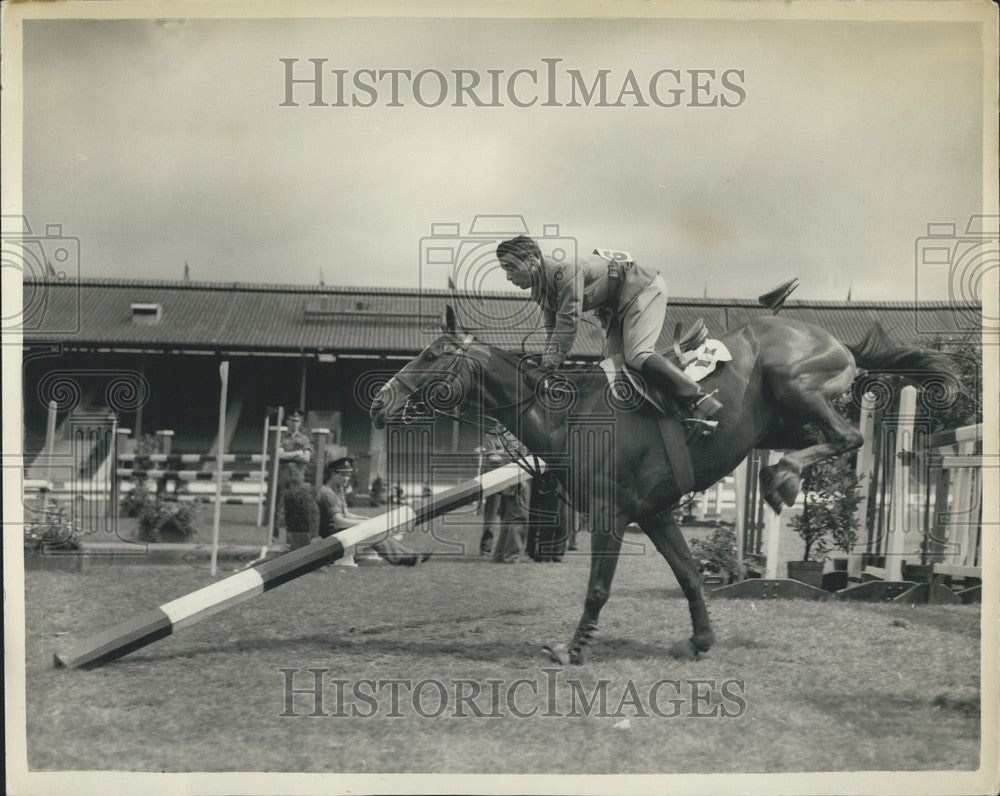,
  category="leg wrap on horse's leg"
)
[568,619,599,664]
[688,599,714,652]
